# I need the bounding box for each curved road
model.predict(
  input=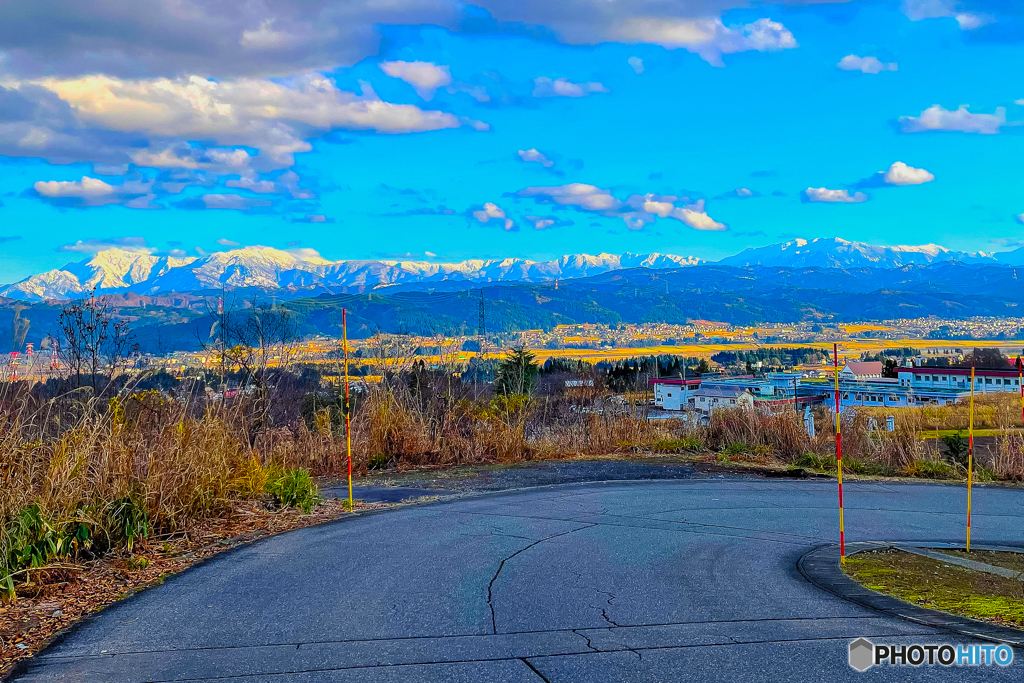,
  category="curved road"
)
[13,479,1024,682]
